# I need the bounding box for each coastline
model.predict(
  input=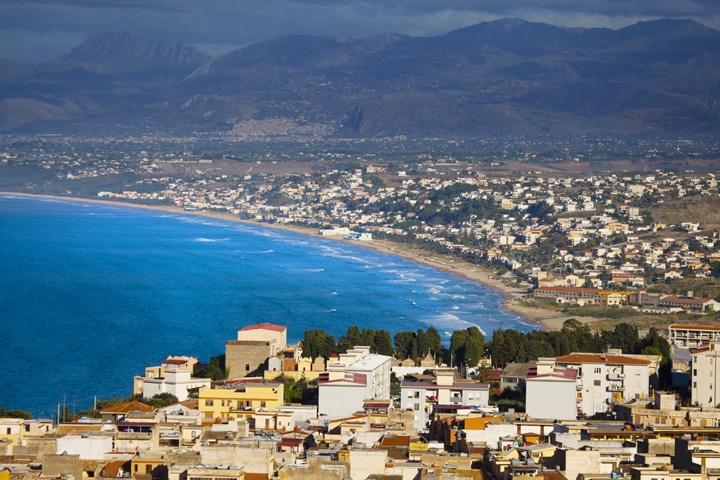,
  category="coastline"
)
[1,191,578,331]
